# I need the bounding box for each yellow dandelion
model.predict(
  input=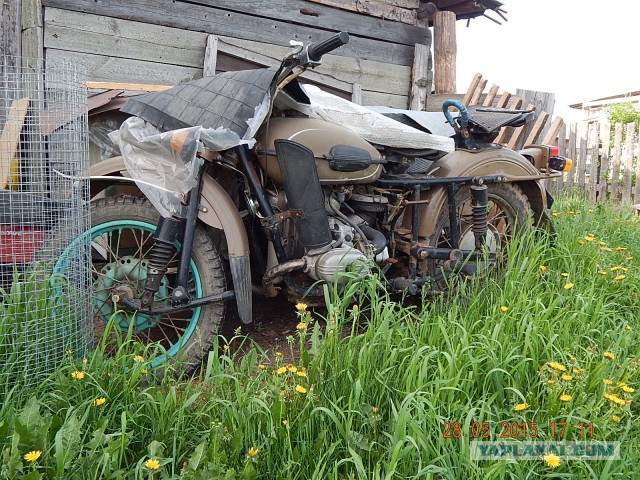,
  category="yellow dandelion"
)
[247,447,259,457]
[551,211,561,217]
[613,275,626,281]
[617,381,626,387]
[296,370,307,377]
[616,246,627,251]
[612,415,621,422]
[603,379,613,385]
[296,322,307,331]
[275,352,283,357]
[561,374,572,381]
[282,419,289,425]
[140,369,148,374]
[598,271,608,275]
[600,246,613,252]
[622,385,635,393]
[584,235,595,242]
[223,344,229,351]
[287,365,298,373]
[611,266,622,271]
[66,348,73,356]
[539,265,547,271]
[604,351,615,360]
[625,256,633,260]
[559,394,572,402]
[547,362,566,372]
[561,272,569,277]
[543,452,561,468]
[514,403,528,411]
[279,390,286,398]
[24,450,42,462]
[578,240,585,245]
[93,397,106,407]
[500,306,508,313]
[144,458,160,470]
[295,385,307,394]
[564,283,574,289]
[626,325,632,331]
[133,355,144,363]
[599,241,607,246]
[295,303,308,312]
[82,357,88,365]
[275,366,287,375]
[71,370,84,380]
[547,379,556,385]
